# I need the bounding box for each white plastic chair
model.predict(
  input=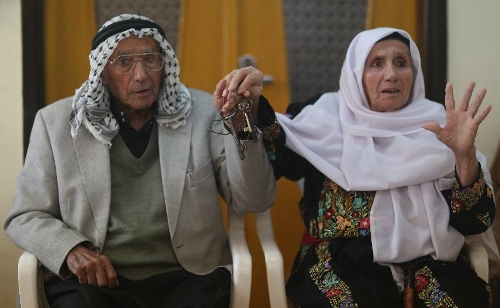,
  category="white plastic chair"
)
[255,209,288,308]
[17,211,253,308]
[17,250,48,308]
[227,211,253,308]
[464,237,489,282]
